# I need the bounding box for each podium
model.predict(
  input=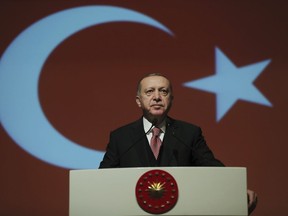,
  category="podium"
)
[69,167,248,216]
